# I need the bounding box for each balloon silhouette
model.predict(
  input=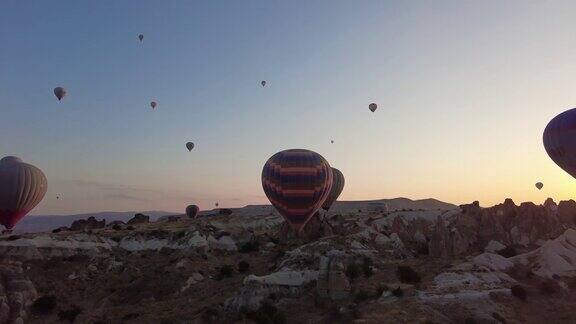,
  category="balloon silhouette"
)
[54,87,66,101]
[186,142,194,152]
[150,101,157,110]
[261,80,266,87]
[186,205,199,218]
[369,103,377,112]
[262,149,333,232]
[138,34,144,42]
[322,168,345,211]
[535,182,543,190]
[0,157,47,230]
[543,108,576,179]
